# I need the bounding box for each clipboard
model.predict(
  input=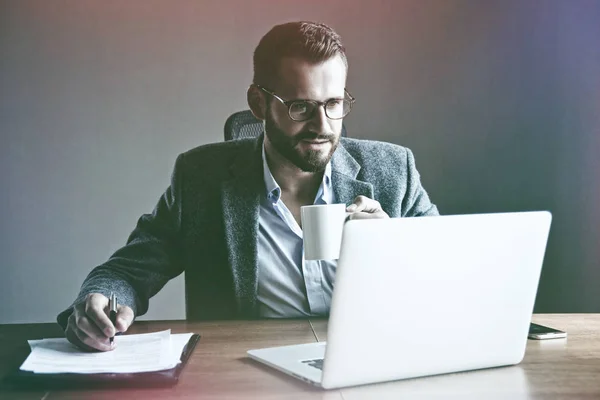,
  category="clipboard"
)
[4,334,200,389]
